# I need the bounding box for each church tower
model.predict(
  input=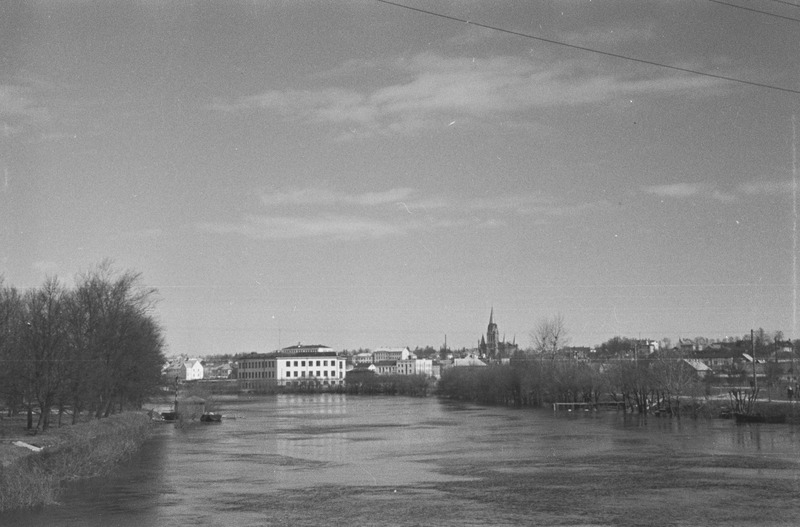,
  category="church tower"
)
[486,308,499,359]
